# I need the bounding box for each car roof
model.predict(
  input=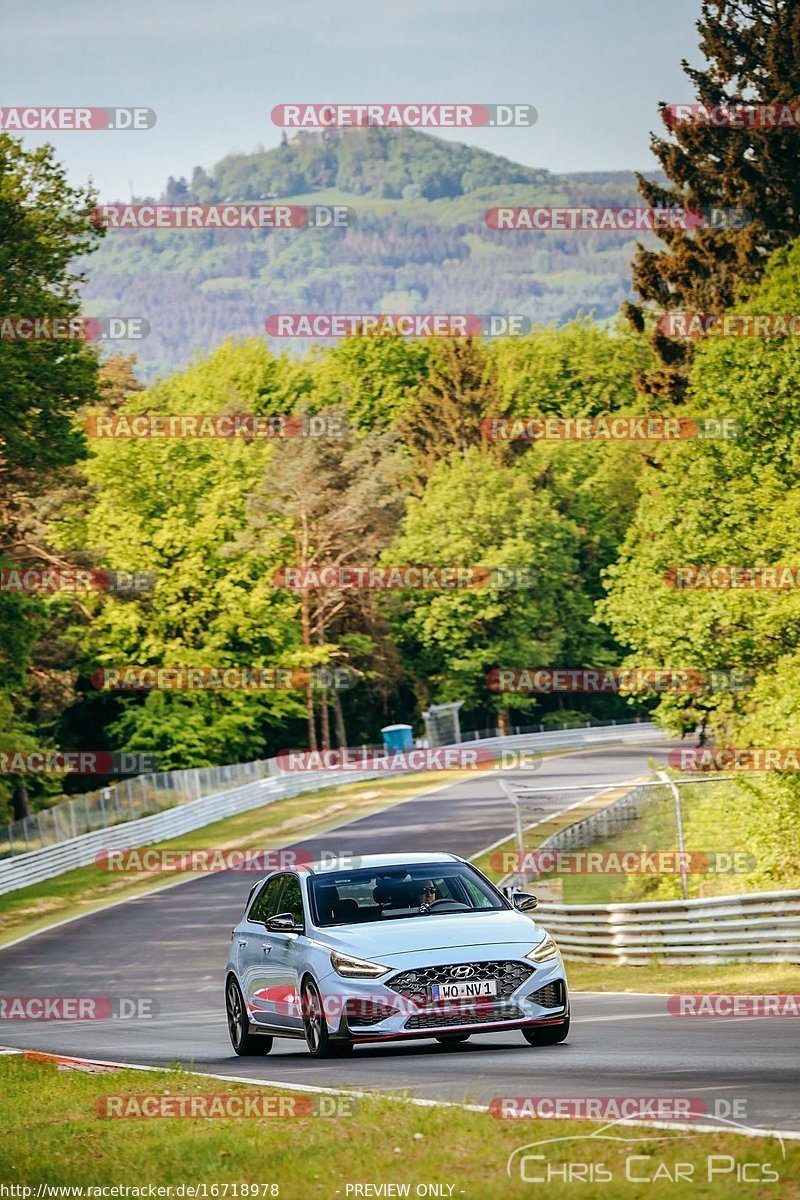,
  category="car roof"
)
[304,851,463,875]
